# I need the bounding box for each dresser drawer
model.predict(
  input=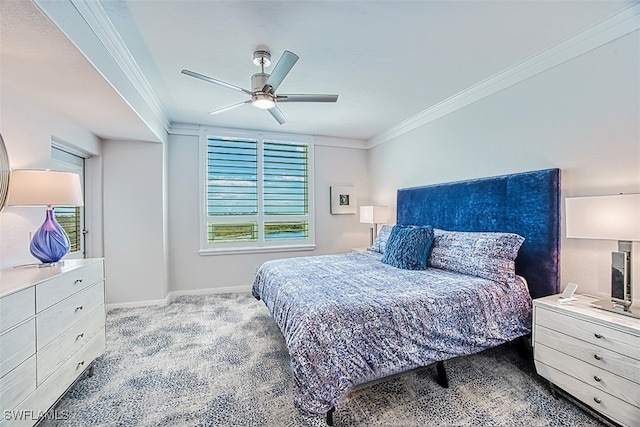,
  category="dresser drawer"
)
[36,282,104,348]
[0,288,35,334]
[0,320,35,379]
[36,331,105,415]
[535,324,640,382]
[536,361,640,427]
[35,260,104,313]
[536,306,640,360]
[0,332,105,427]
[37,305,105,384]
[0,355,36,414]
[536,343,640,407]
